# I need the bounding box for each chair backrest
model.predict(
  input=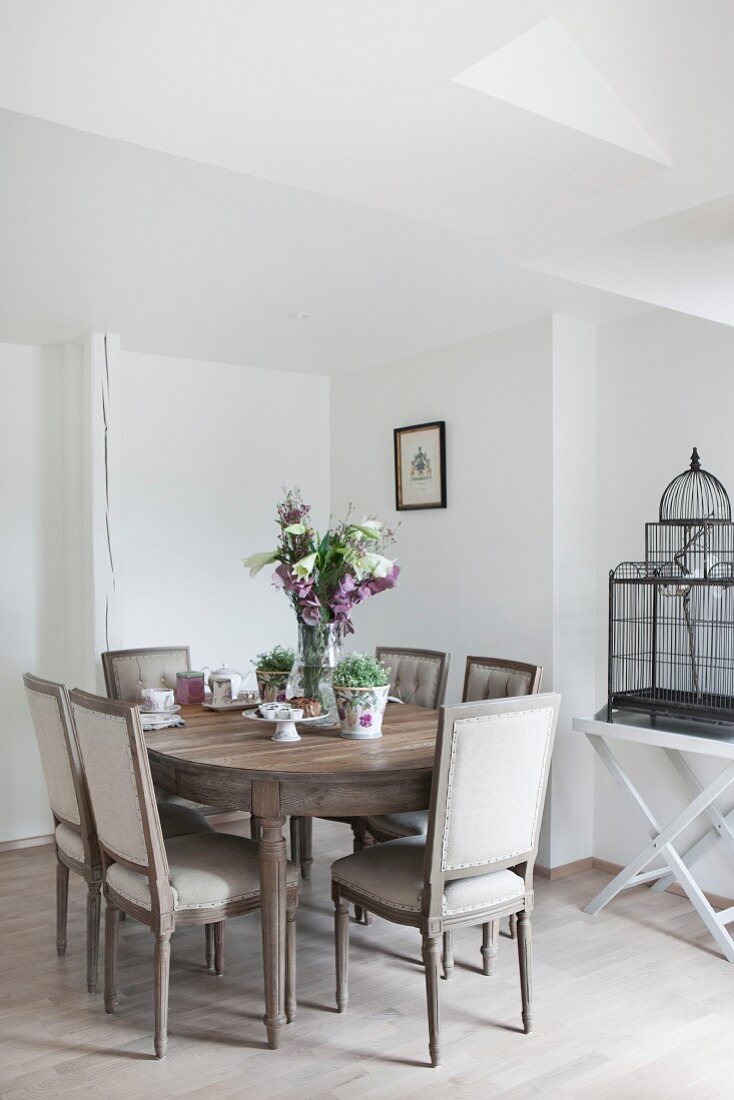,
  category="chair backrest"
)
[69,689,172,915]
[462,656,542,703]
[375,647,450,709]
[102,646,191,701]
[423,693,560,920]
[23,673,99,867]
